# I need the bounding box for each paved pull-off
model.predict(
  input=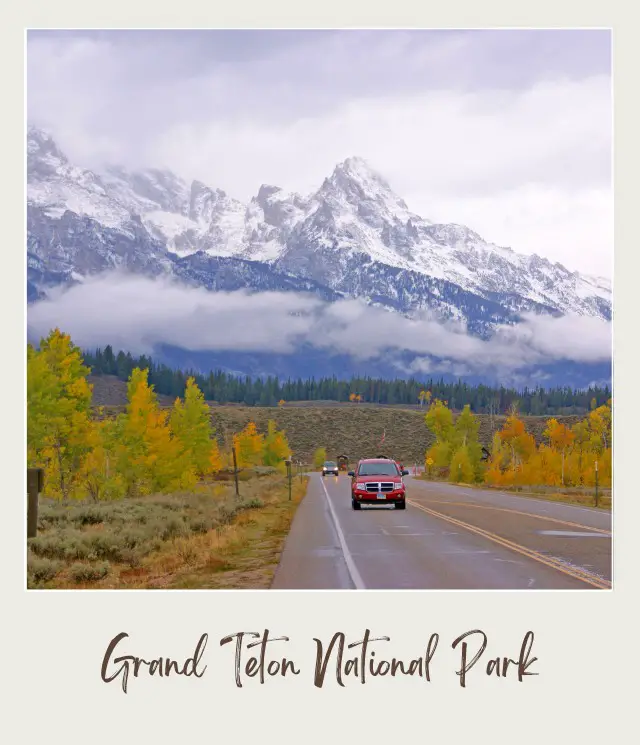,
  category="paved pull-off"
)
[271,474,612,590]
